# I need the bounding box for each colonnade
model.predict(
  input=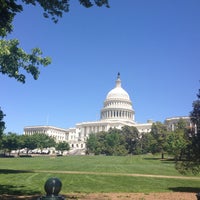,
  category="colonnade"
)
[104,100,132,108]
[101,109,134,120]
